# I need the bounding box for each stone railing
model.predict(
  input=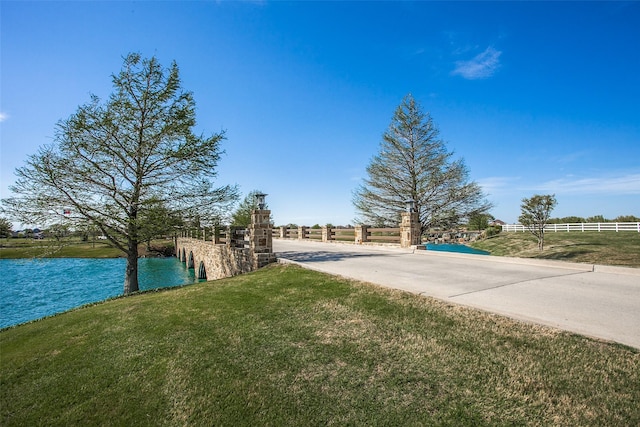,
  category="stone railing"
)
[273,212,422,249]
